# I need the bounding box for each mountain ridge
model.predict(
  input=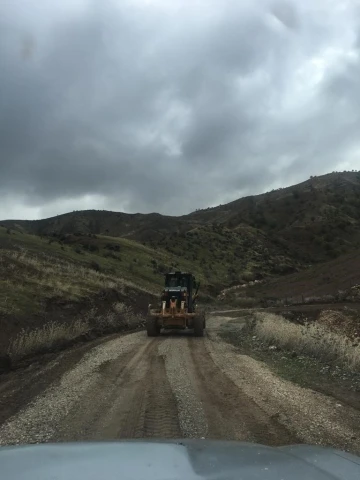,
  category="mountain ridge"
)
[3,171,360,286]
